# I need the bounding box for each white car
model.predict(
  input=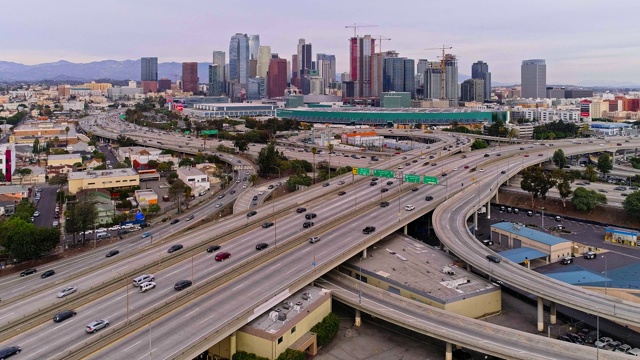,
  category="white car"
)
[52,220,59,227]
[479,168,485,172]
[57,286,77,298]
[453,167,458,171]
[83,230,93,235]
[258,191,264,195]
[108,225,121,231]
[33,211,41,217]
[242,184,247,188]
[96,227,107,232]
[405,204,415,211]
[215,203,223,208]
